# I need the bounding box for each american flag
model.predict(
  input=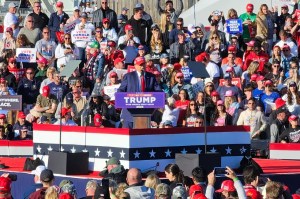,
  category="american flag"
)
[33,124,251,172]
